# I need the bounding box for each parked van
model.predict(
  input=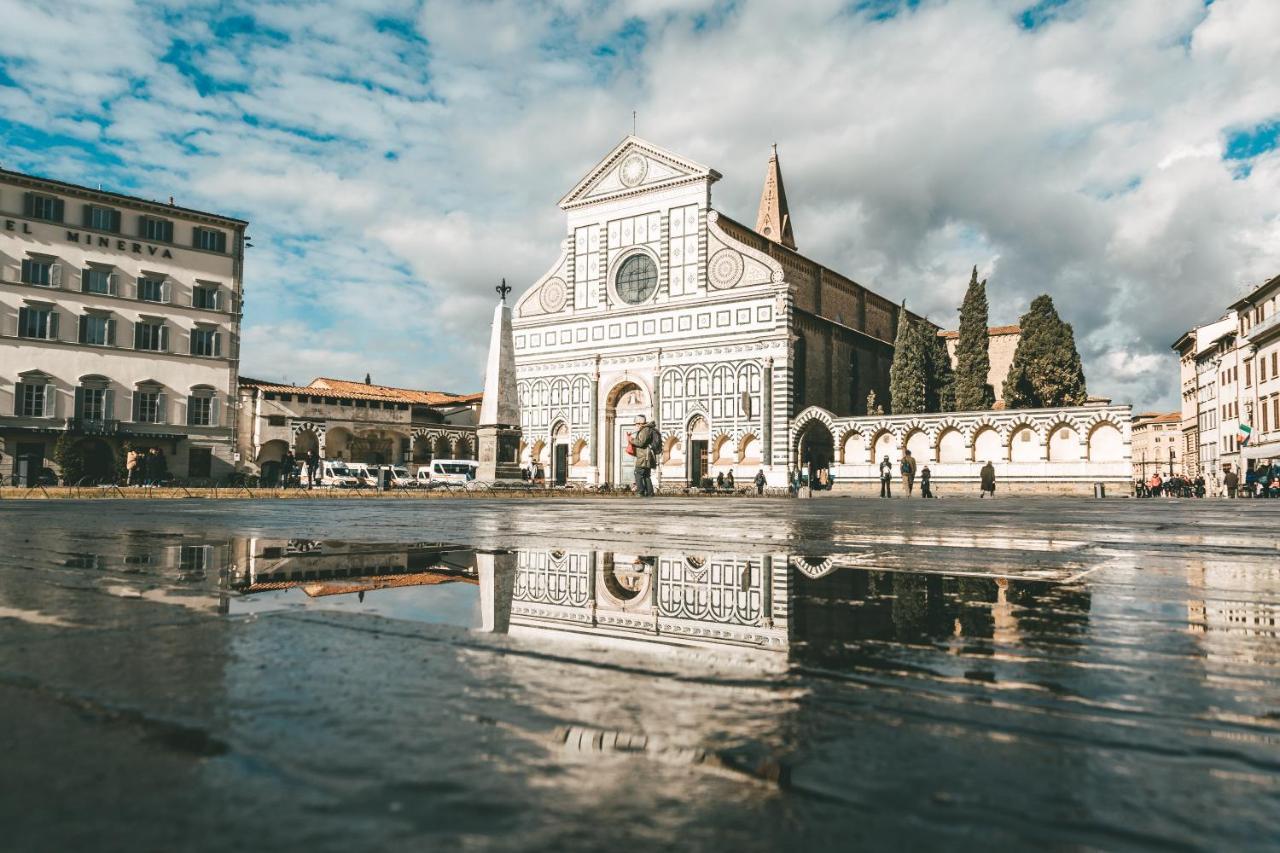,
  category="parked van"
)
[316,460,360,488]
[345,462,377,487]
[415,459,479,486]
[368,464,414,488]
